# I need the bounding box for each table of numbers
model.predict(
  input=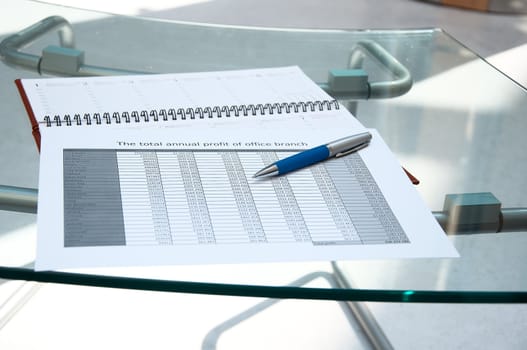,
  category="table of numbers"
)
[63,149,409,247]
